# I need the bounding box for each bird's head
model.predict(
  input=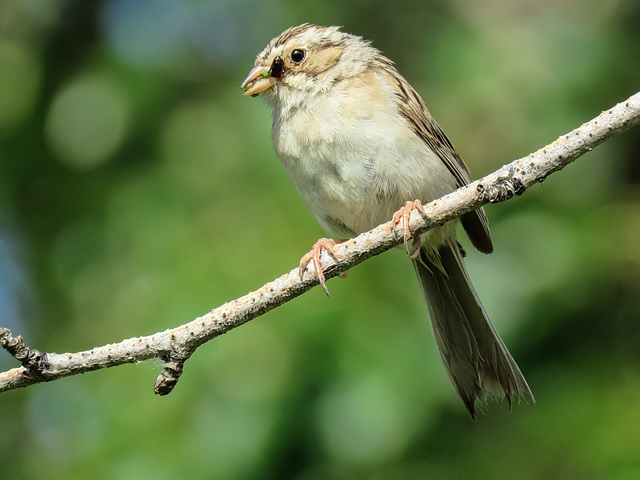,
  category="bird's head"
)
[241,24,378,103]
